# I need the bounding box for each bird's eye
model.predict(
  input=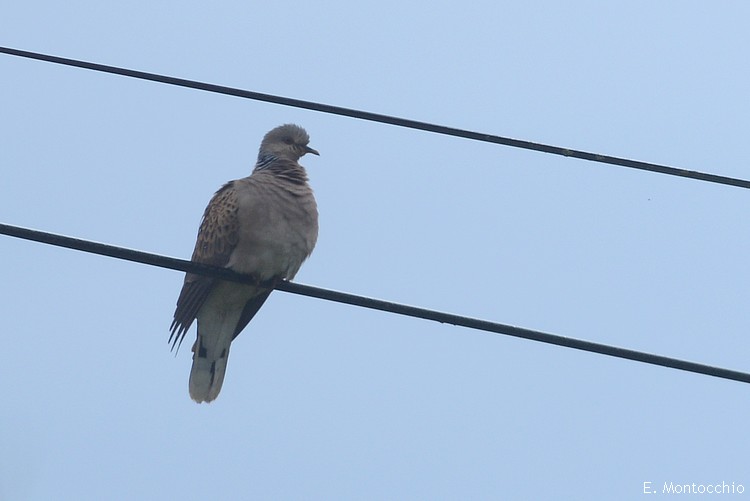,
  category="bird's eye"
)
[284,137,294,145]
